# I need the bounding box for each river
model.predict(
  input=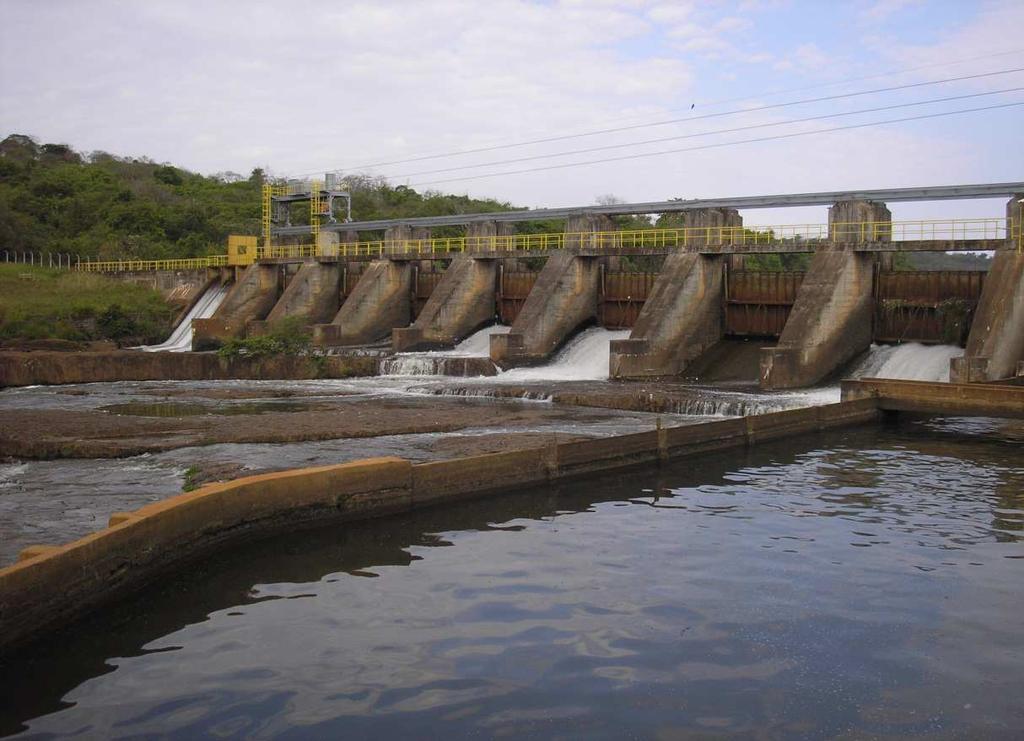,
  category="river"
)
[2,417,1022,738]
